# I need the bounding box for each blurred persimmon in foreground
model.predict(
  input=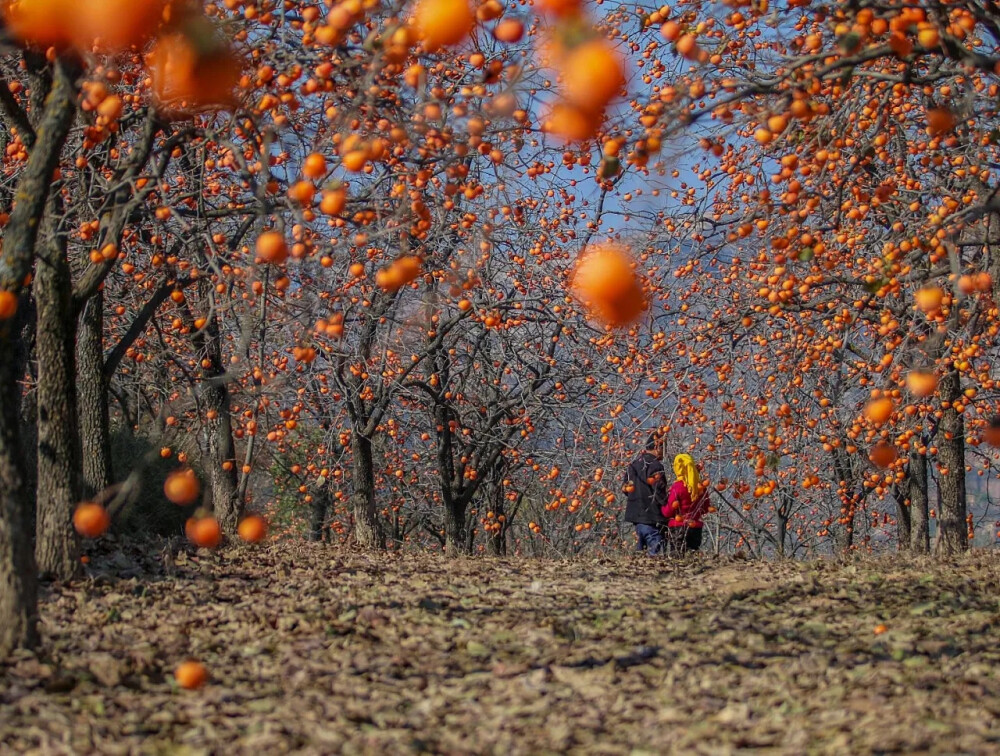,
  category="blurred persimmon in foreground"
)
[147,24,242,113]
[0,291,17,320]
[985,417,1000,448]
[413,0,474,51]
[74,0,165,52]
[238,515,268,543]
[864,397,893,426]
[4,0,164,52]
[188,515,222,548]
[906,371,938,398]
[175,660,208,690]
[570,243,646,327]
[870,442,898,469]
[256,231,289,265]
[376,255,422,291]
[3,0,75,49]
[73,502,110,538]
[164,468,200,505]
